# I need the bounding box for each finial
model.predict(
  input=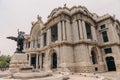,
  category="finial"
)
[17,29,19,34]
[37,15,41,20]
[64,3,66,7]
